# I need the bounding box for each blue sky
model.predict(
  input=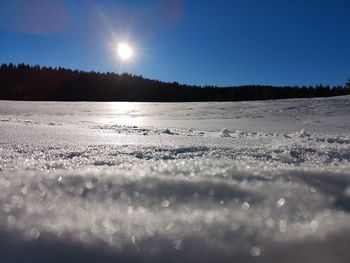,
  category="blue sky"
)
[1,0,350,86]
